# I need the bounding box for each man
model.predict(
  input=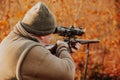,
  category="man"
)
[0,2,80,80]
